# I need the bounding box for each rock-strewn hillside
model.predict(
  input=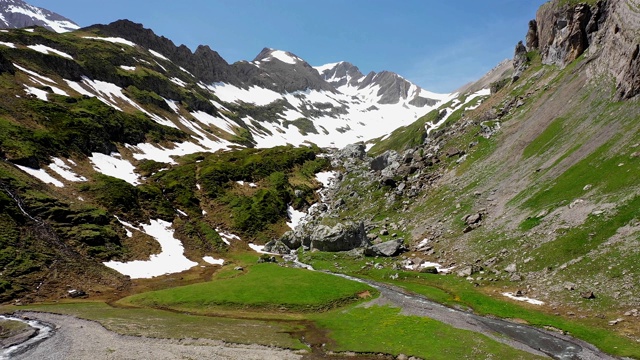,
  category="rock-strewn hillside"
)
[286,0,639,337]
